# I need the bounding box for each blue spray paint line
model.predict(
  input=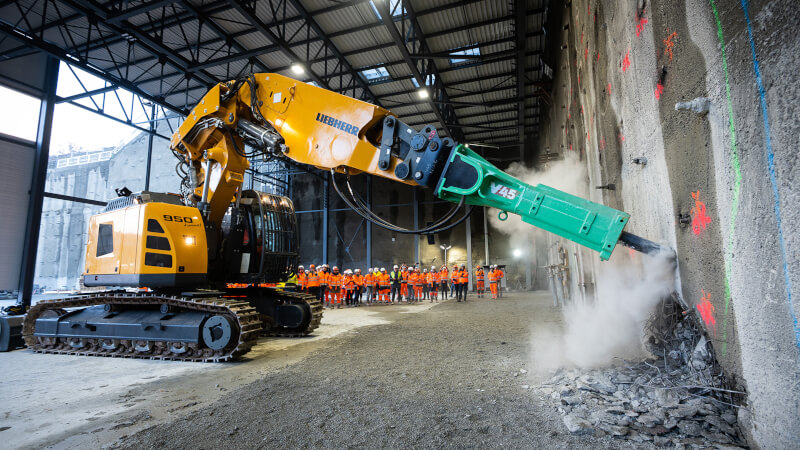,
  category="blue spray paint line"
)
[740,0,799,349]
